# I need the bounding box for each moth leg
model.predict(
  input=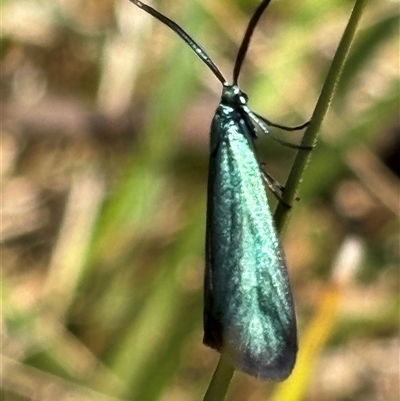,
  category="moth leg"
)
[260,165,290,208]
[255,113,310,132]
[246,109,314,150]
[260,165,300,208]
